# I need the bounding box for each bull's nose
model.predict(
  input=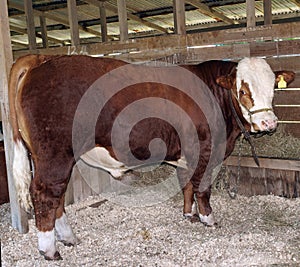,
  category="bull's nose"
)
[261,119,278,131]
